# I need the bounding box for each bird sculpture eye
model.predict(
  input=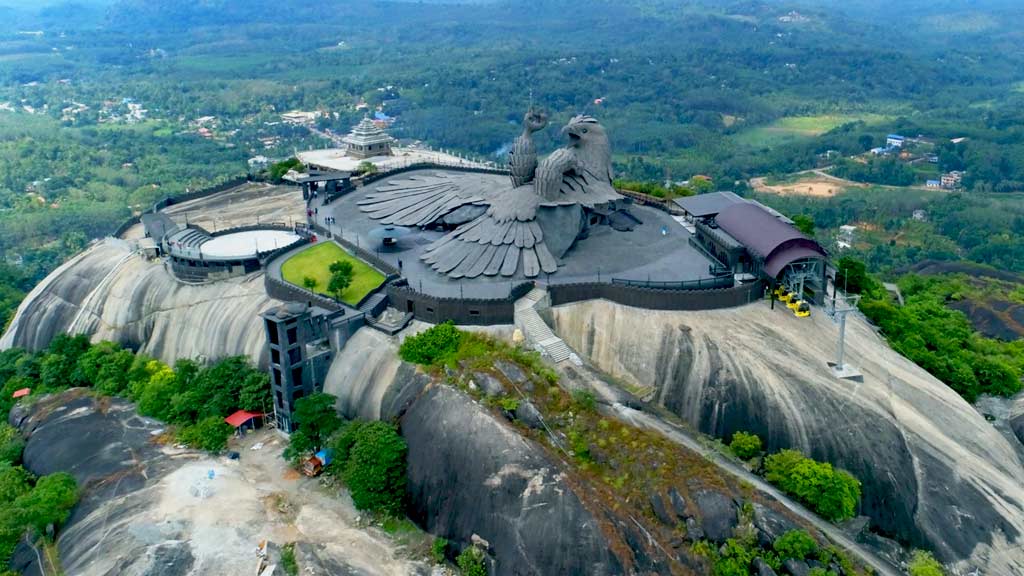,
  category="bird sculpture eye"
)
[581,128,588,134]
